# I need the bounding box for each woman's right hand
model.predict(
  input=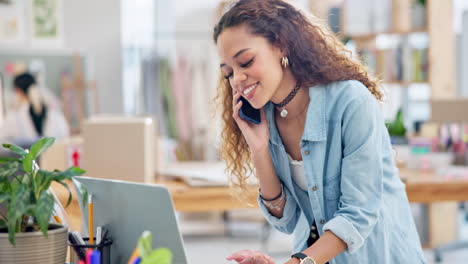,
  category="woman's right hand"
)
[232,91,270,153]
[226,249,275,264]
